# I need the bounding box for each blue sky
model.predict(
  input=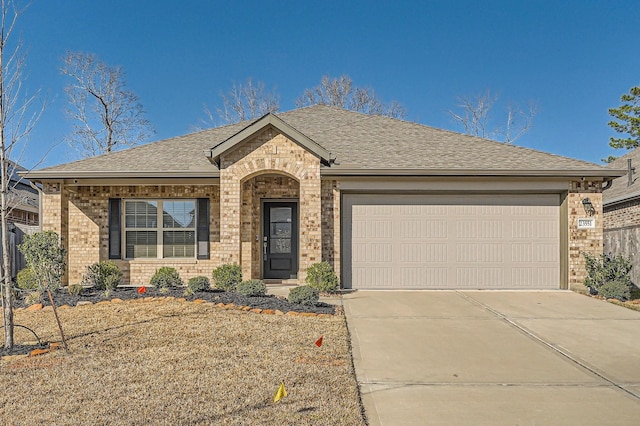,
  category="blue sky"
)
[12,0,640,168]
